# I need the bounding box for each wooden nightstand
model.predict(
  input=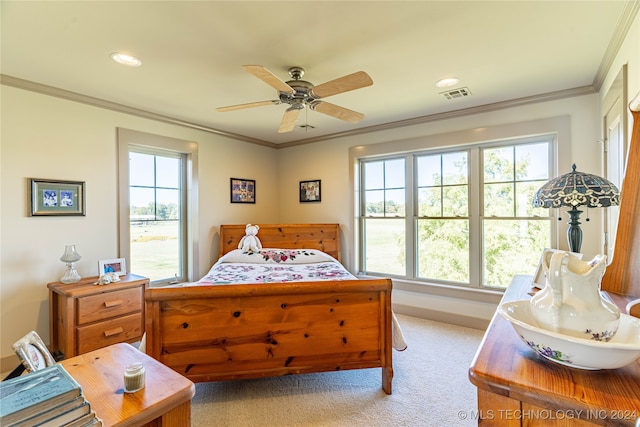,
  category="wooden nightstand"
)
[48,274,149,358]
[469,276,640,426]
